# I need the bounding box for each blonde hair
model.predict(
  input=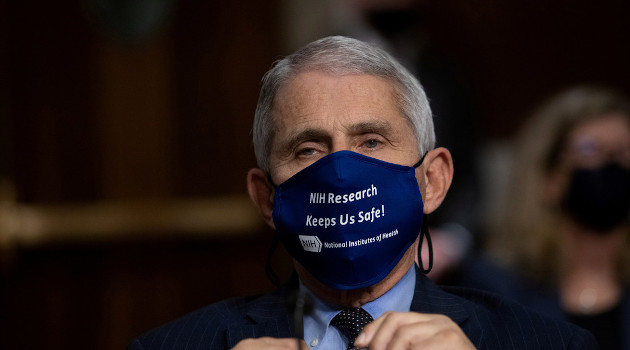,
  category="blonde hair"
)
[489,85,630,285]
